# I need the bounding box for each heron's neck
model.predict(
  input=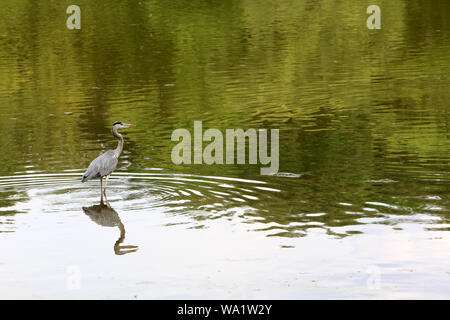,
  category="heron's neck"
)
[112,127,124,157]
